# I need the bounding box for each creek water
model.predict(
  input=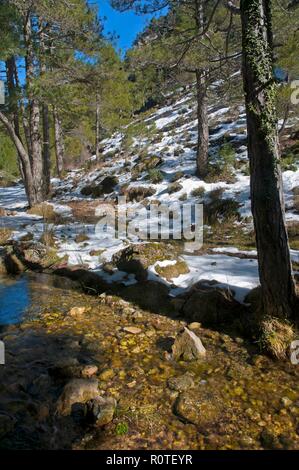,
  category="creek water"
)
[0,273,78,326]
